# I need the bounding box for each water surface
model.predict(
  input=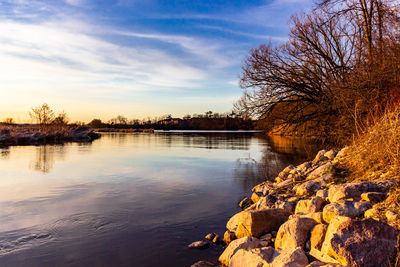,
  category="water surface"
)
[0,133,318,266]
